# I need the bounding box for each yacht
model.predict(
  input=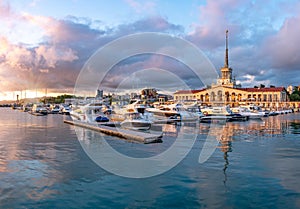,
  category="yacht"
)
[232,105,265,119]
[60,104,71,115]
[147,103,199,121]
[183,102,204,118]
[200,105,248,122]
[120,112,152,131]
[22,103,33,112]
[201,105,232,116]
[70,102,109,123]
[31,103,48,115]
[111,99,153,122]
[50,104,60,114]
